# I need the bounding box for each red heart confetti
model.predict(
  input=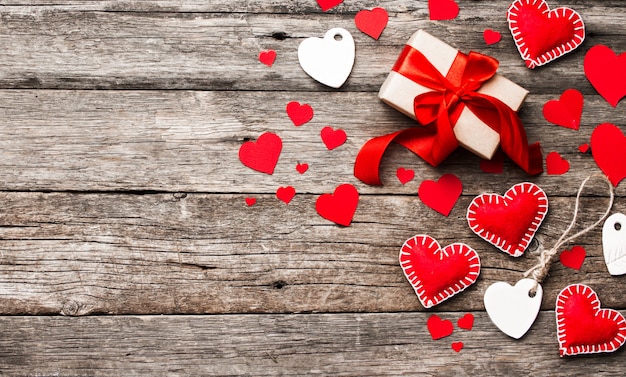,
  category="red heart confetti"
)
[451,342,464,352]
[560,245,586,271]
[316,184,359,226]
[483,29,502,45]
[429,0,459,21]
[427,314,454,340]
[320,126,347,150]
[238,132,282,175]
[480,150,504,174]
[546,151,570,175]
[591,123,626,187]
[258,49,276,67]
[507,0,585,69]
[418,174,462,216]
[355,7,388,40]
[556,284,626,357]
[296,163,309,174]
[316,0,343,12]
[286,101,314,127]
[467,182,548,257]
[245,197,257,207]
[578,143,590,154]
[584,45,626,108]
[457,313,474,331]
[396,167,415,185]
[276,186,296,205]
[542,89,584,130]
[400,235,481,308]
